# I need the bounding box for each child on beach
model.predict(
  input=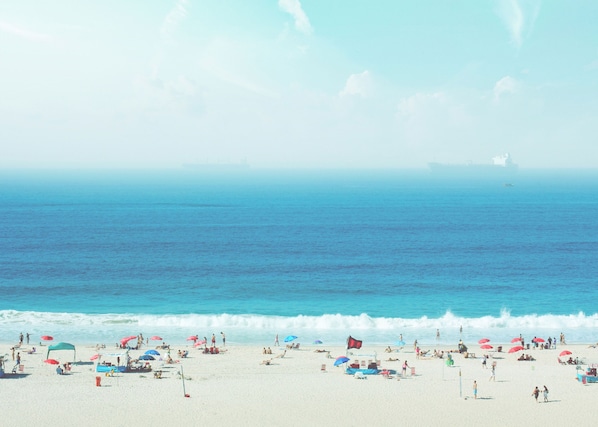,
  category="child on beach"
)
[473,381,477,399]
[543,386,549,402]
